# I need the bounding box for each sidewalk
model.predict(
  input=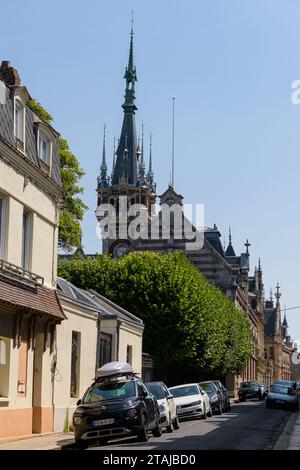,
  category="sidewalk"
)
[287,411,300,450]
[0,432,74,450]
